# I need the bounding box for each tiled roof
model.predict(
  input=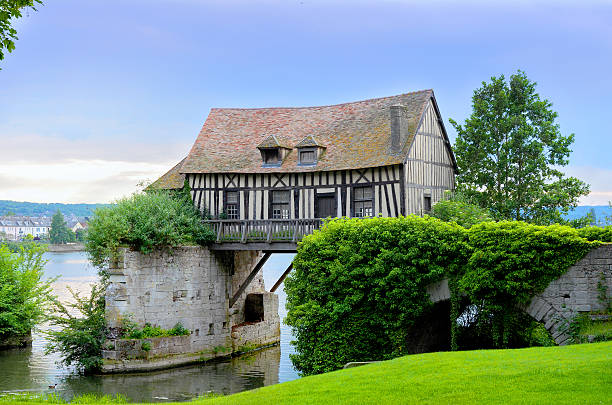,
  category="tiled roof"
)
[147,158,186,190]
[0,216,51,227]
[295,135,324,148]
[181,90,434,174]
[257,135,287,149]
